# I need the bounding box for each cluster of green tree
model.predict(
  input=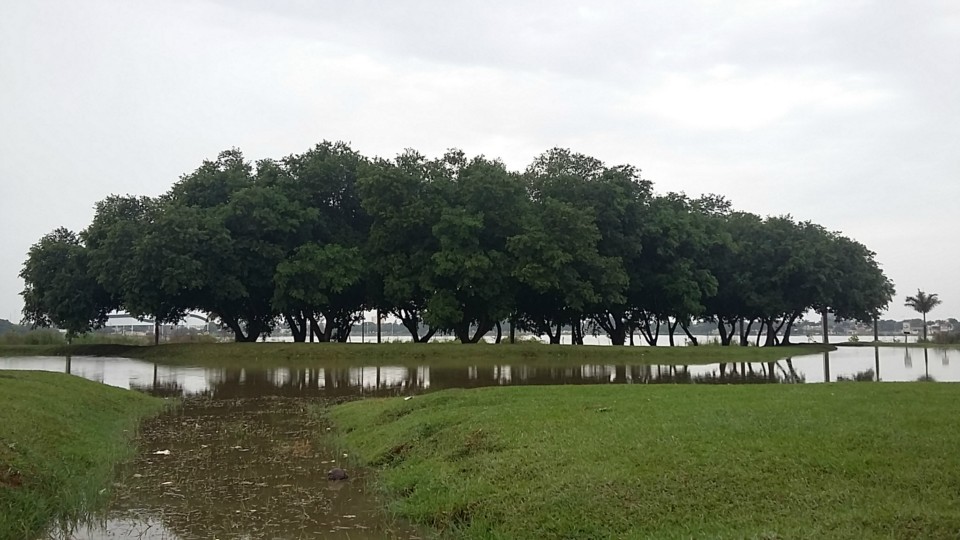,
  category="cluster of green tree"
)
[19,143,895,345]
